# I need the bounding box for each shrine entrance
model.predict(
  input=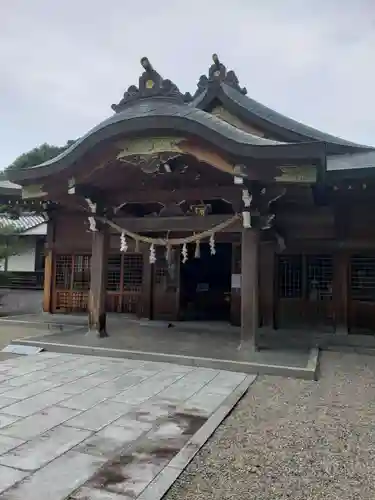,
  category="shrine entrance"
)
[7,54,329,344]
[179,243,232,321]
